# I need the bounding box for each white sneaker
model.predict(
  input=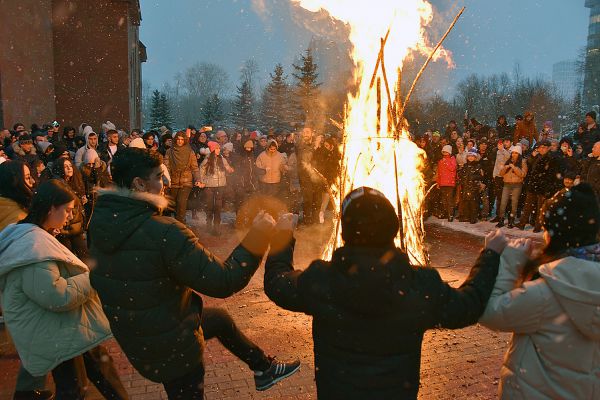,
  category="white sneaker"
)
[319,211,325,224]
